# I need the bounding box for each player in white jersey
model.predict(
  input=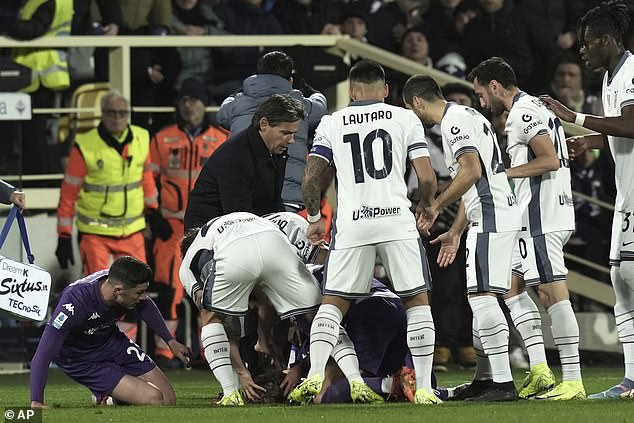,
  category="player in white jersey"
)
[289,60,439,406]
[470,57,585,401]
[403,74,522,402]
[180,212,378,405]
[541,0,634,400]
